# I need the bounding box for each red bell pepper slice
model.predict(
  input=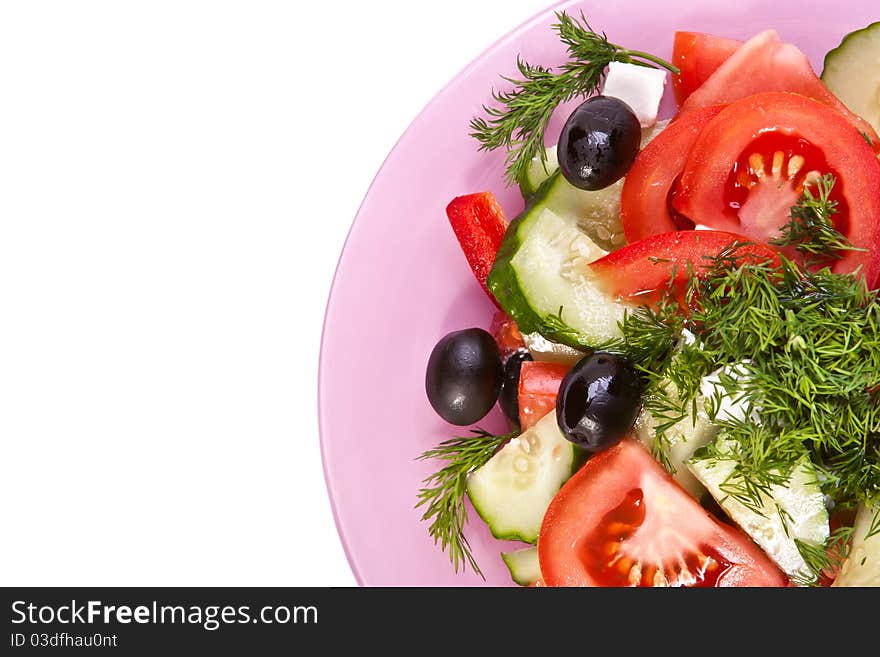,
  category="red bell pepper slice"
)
[446,192,508,306]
